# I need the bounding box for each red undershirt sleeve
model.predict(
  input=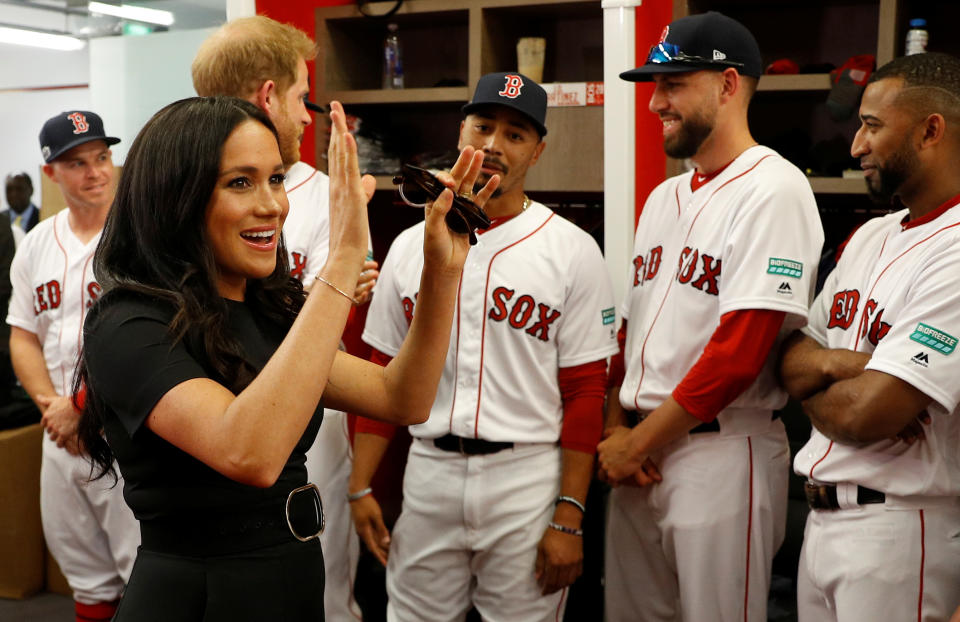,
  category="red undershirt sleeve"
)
[607,320,628,389]
[672,309,786,423]
[559,359,608,454]
[353,348,399,441]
